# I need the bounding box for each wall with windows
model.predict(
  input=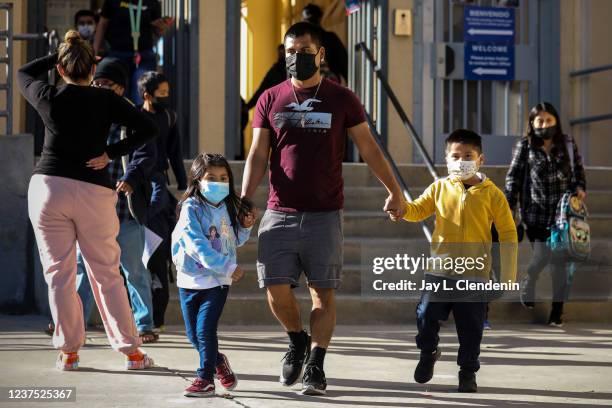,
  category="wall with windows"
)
[560,0,612,167]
